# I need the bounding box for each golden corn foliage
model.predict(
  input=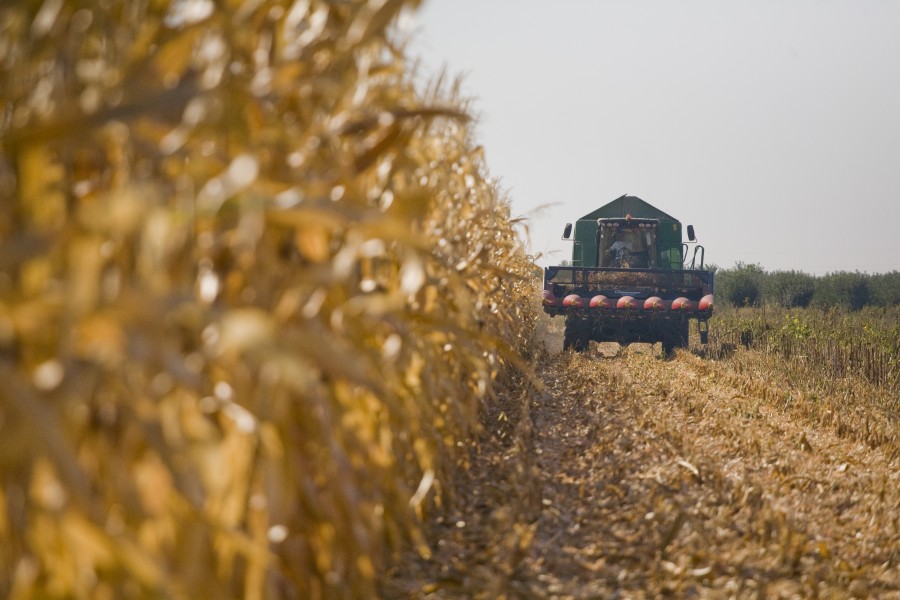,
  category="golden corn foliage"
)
[0,1,537,597]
